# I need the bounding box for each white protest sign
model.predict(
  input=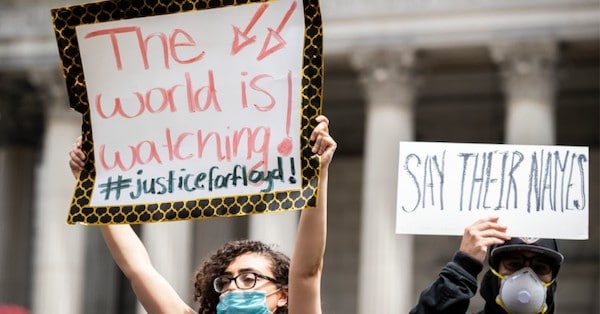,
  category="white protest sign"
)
[396,141,589,239]
[75,1,305,206]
